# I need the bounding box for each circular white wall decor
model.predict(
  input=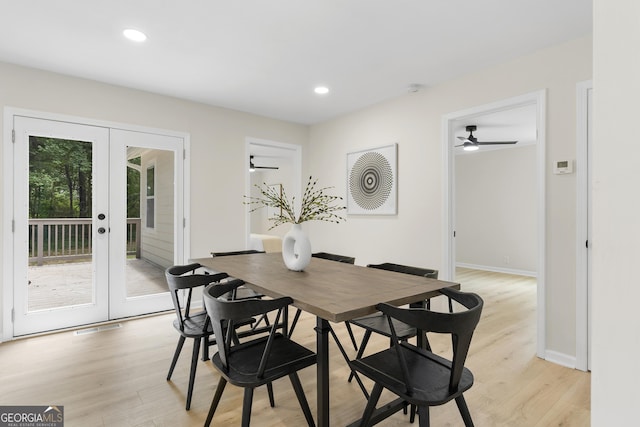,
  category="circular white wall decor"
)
[347,144,397,215]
